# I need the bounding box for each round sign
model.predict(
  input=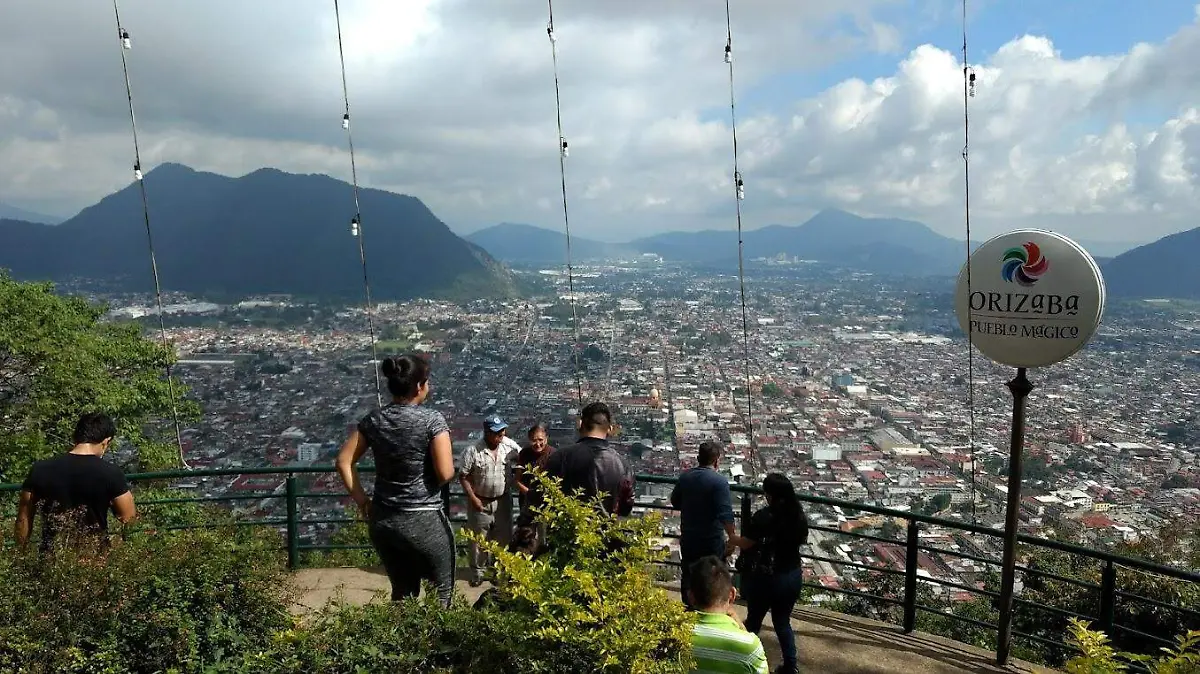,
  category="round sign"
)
[954,229,1105,369]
